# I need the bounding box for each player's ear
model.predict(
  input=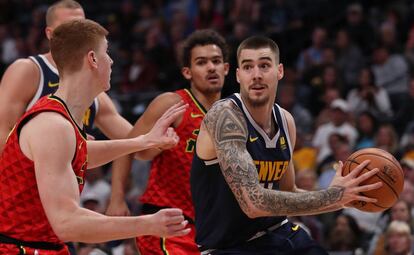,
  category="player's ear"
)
[45,27,53,40]
[236,68,240,83]
[181,67,192,80]
[87,51,98,68]
[224,62,230,76]
[277,63,284,80]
